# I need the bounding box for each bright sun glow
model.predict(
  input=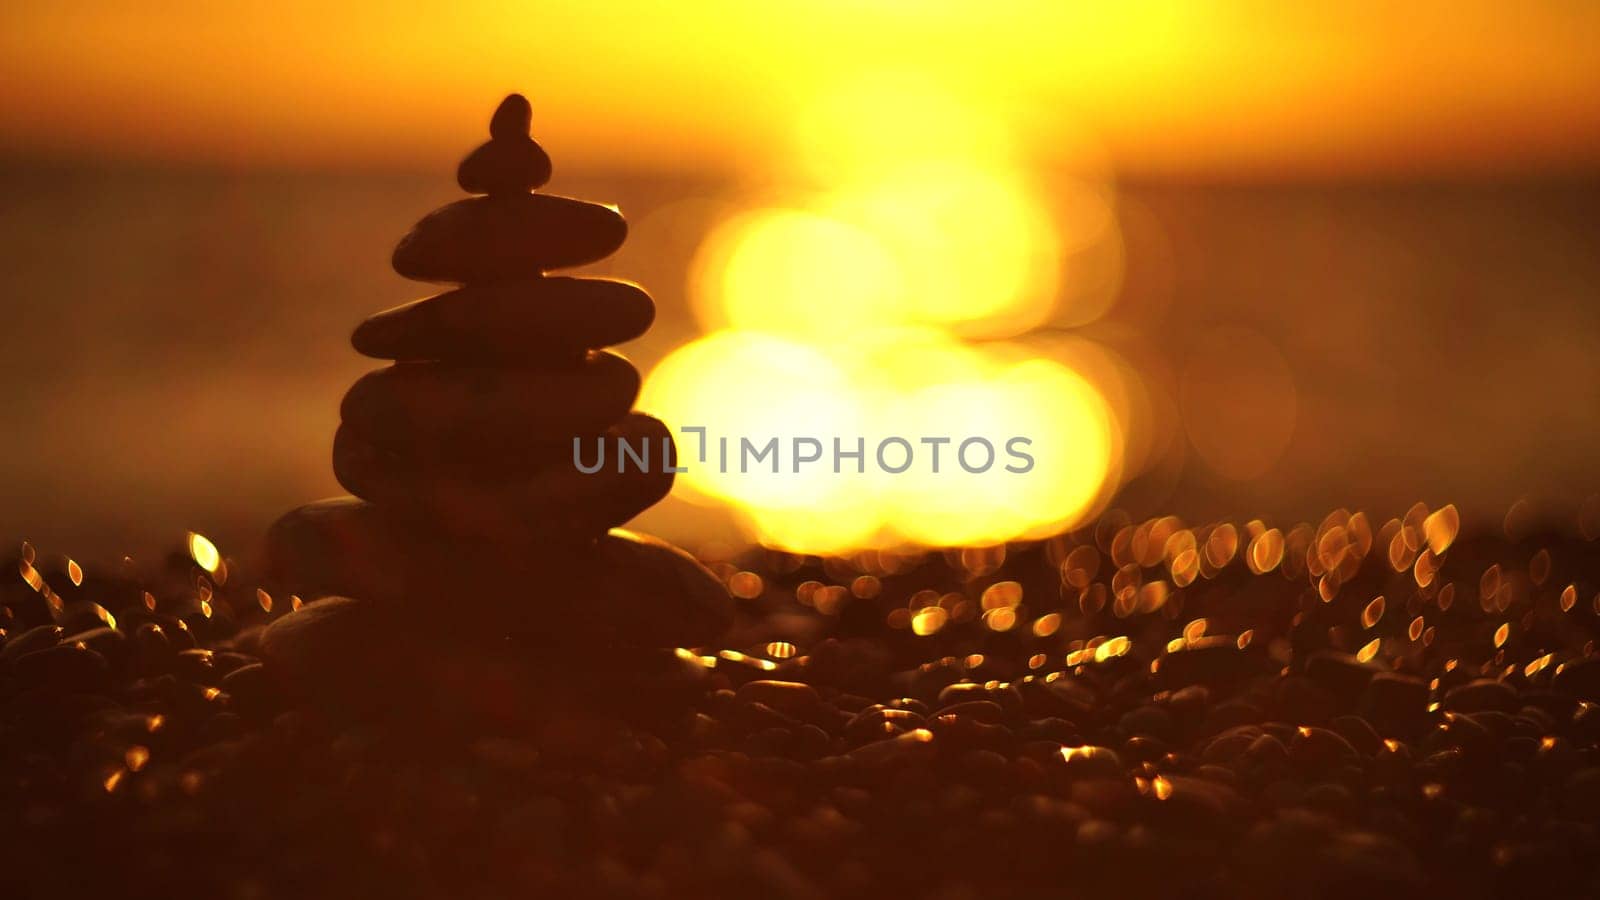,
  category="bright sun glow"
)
[642,329,1120,552]
[821,163,1061,337]
[690,209,908,336]
[644,76,1129,551]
